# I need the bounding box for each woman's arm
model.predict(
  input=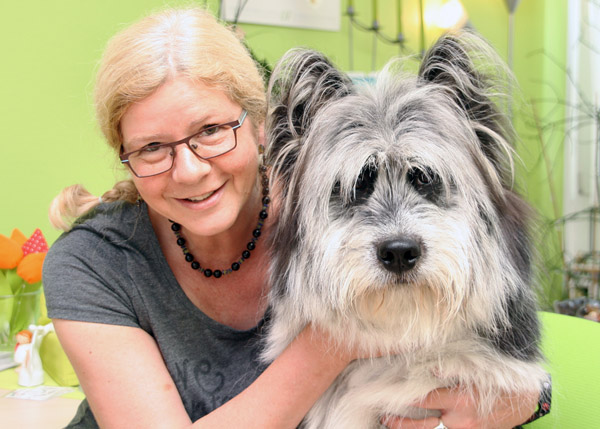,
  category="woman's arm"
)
[54,319,351,429]
[54,320,191,428]
[199,326,350,428]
